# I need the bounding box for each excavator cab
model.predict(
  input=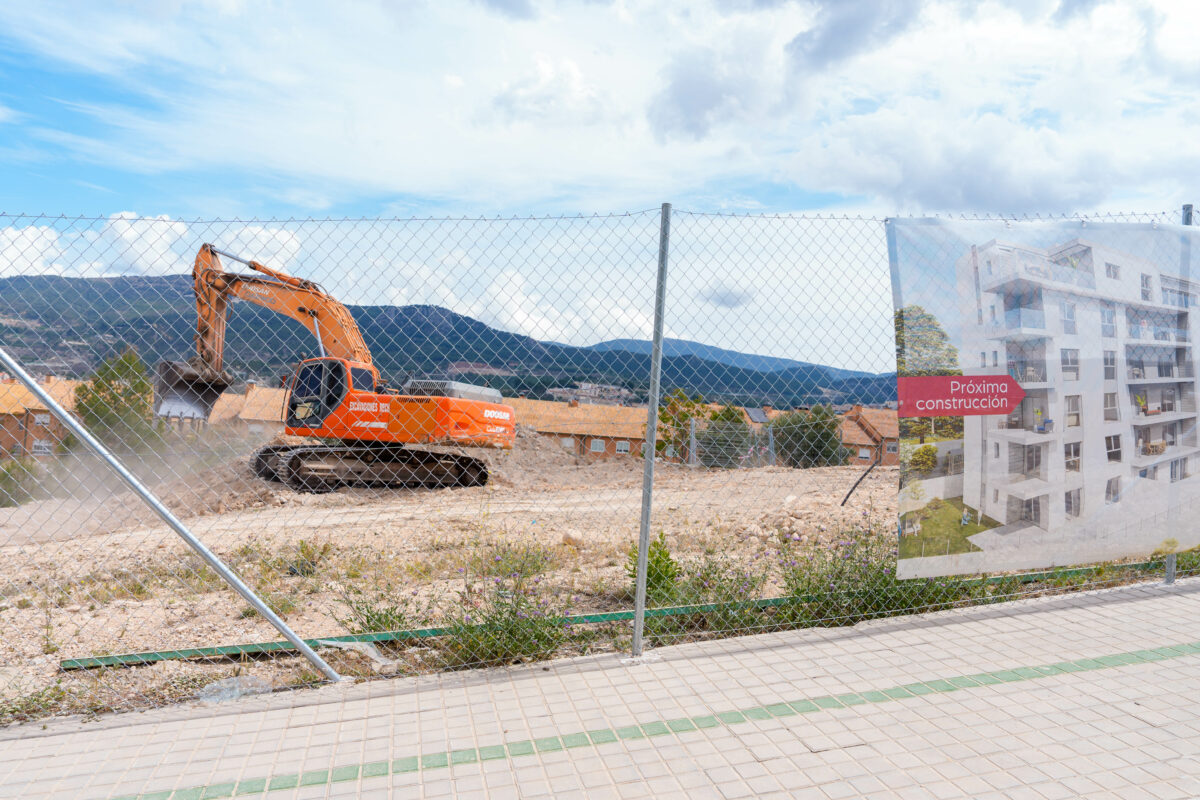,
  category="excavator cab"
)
[286,358,348,428]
